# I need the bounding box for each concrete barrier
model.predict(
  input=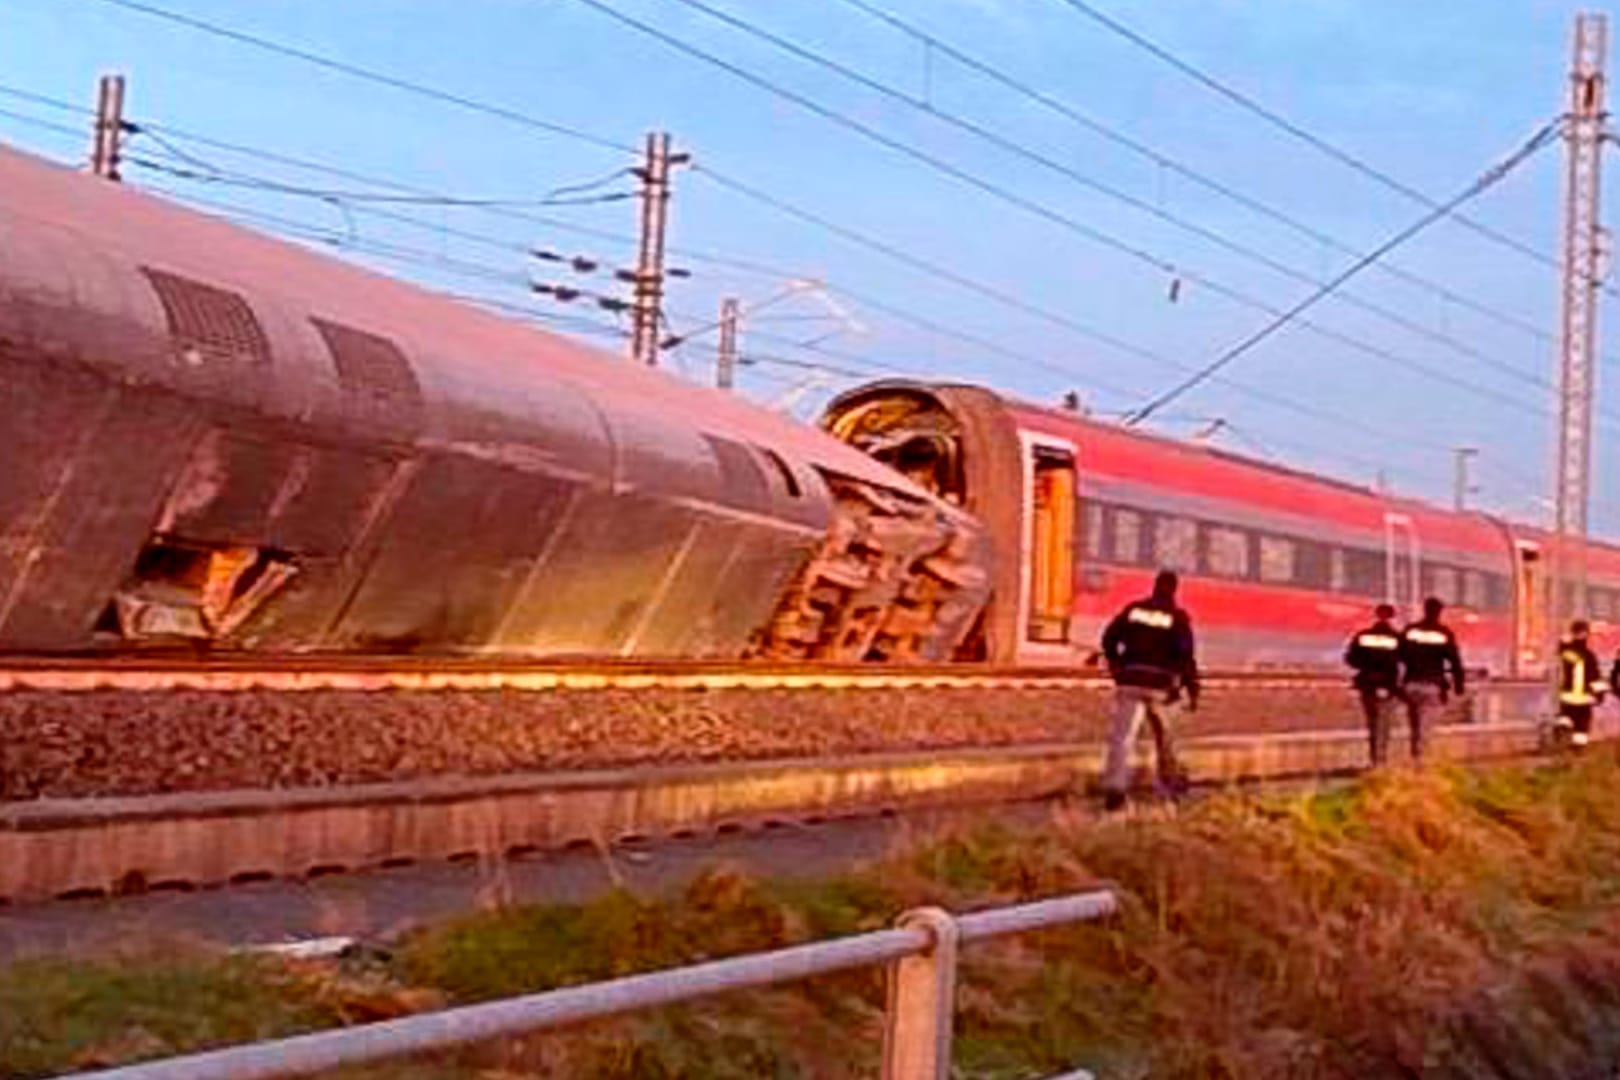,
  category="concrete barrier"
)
[0,715,1553,903]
